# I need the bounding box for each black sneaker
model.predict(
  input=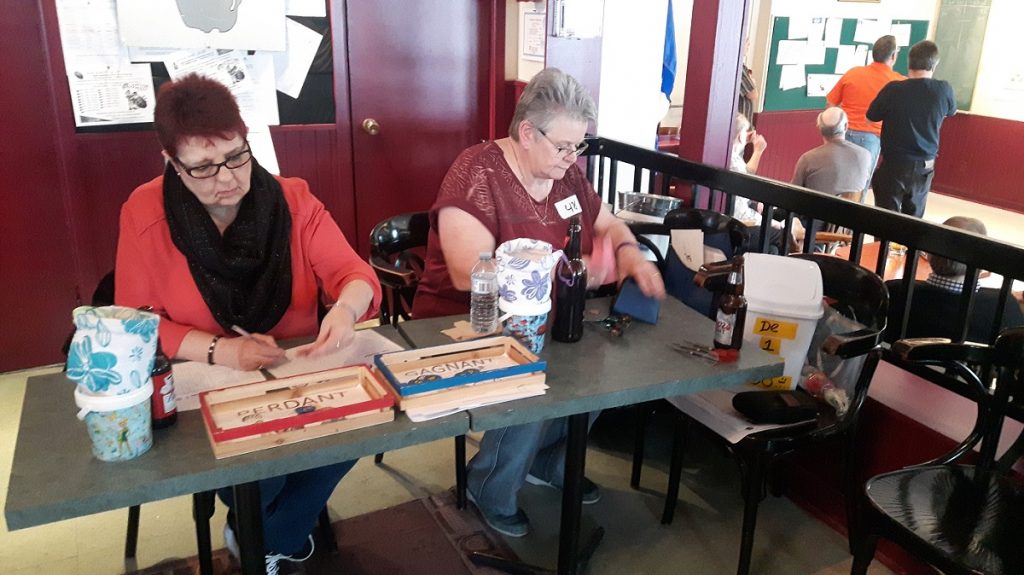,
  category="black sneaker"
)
[524,474,602,504]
